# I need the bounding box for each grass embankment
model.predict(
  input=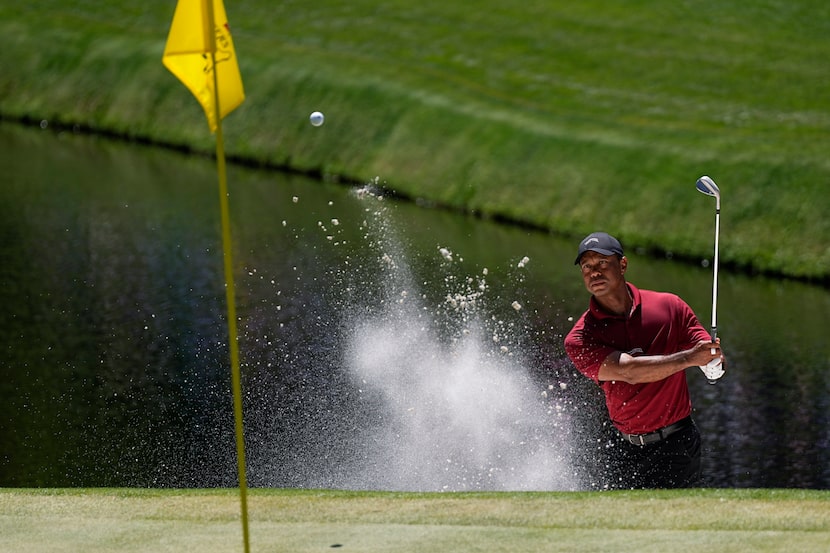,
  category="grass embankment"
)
[2,488,829,552]
[1,2,828,280]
